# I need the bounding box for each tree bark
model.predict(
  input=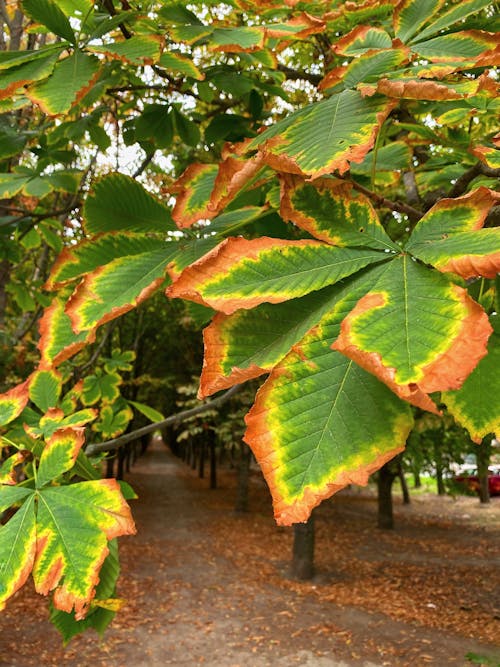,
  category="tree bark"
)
[377,462,397,529]
[291,512,315,580]
[398,460,411,505]
[476,440,491,505]
[209,434,217,489]
[433,441,446,495]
